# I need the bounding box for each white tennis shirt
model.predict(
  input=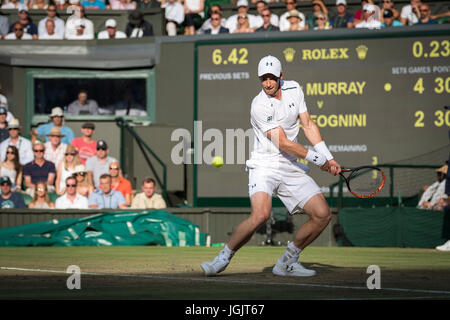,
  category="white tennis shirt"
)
[247,80,308,169]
